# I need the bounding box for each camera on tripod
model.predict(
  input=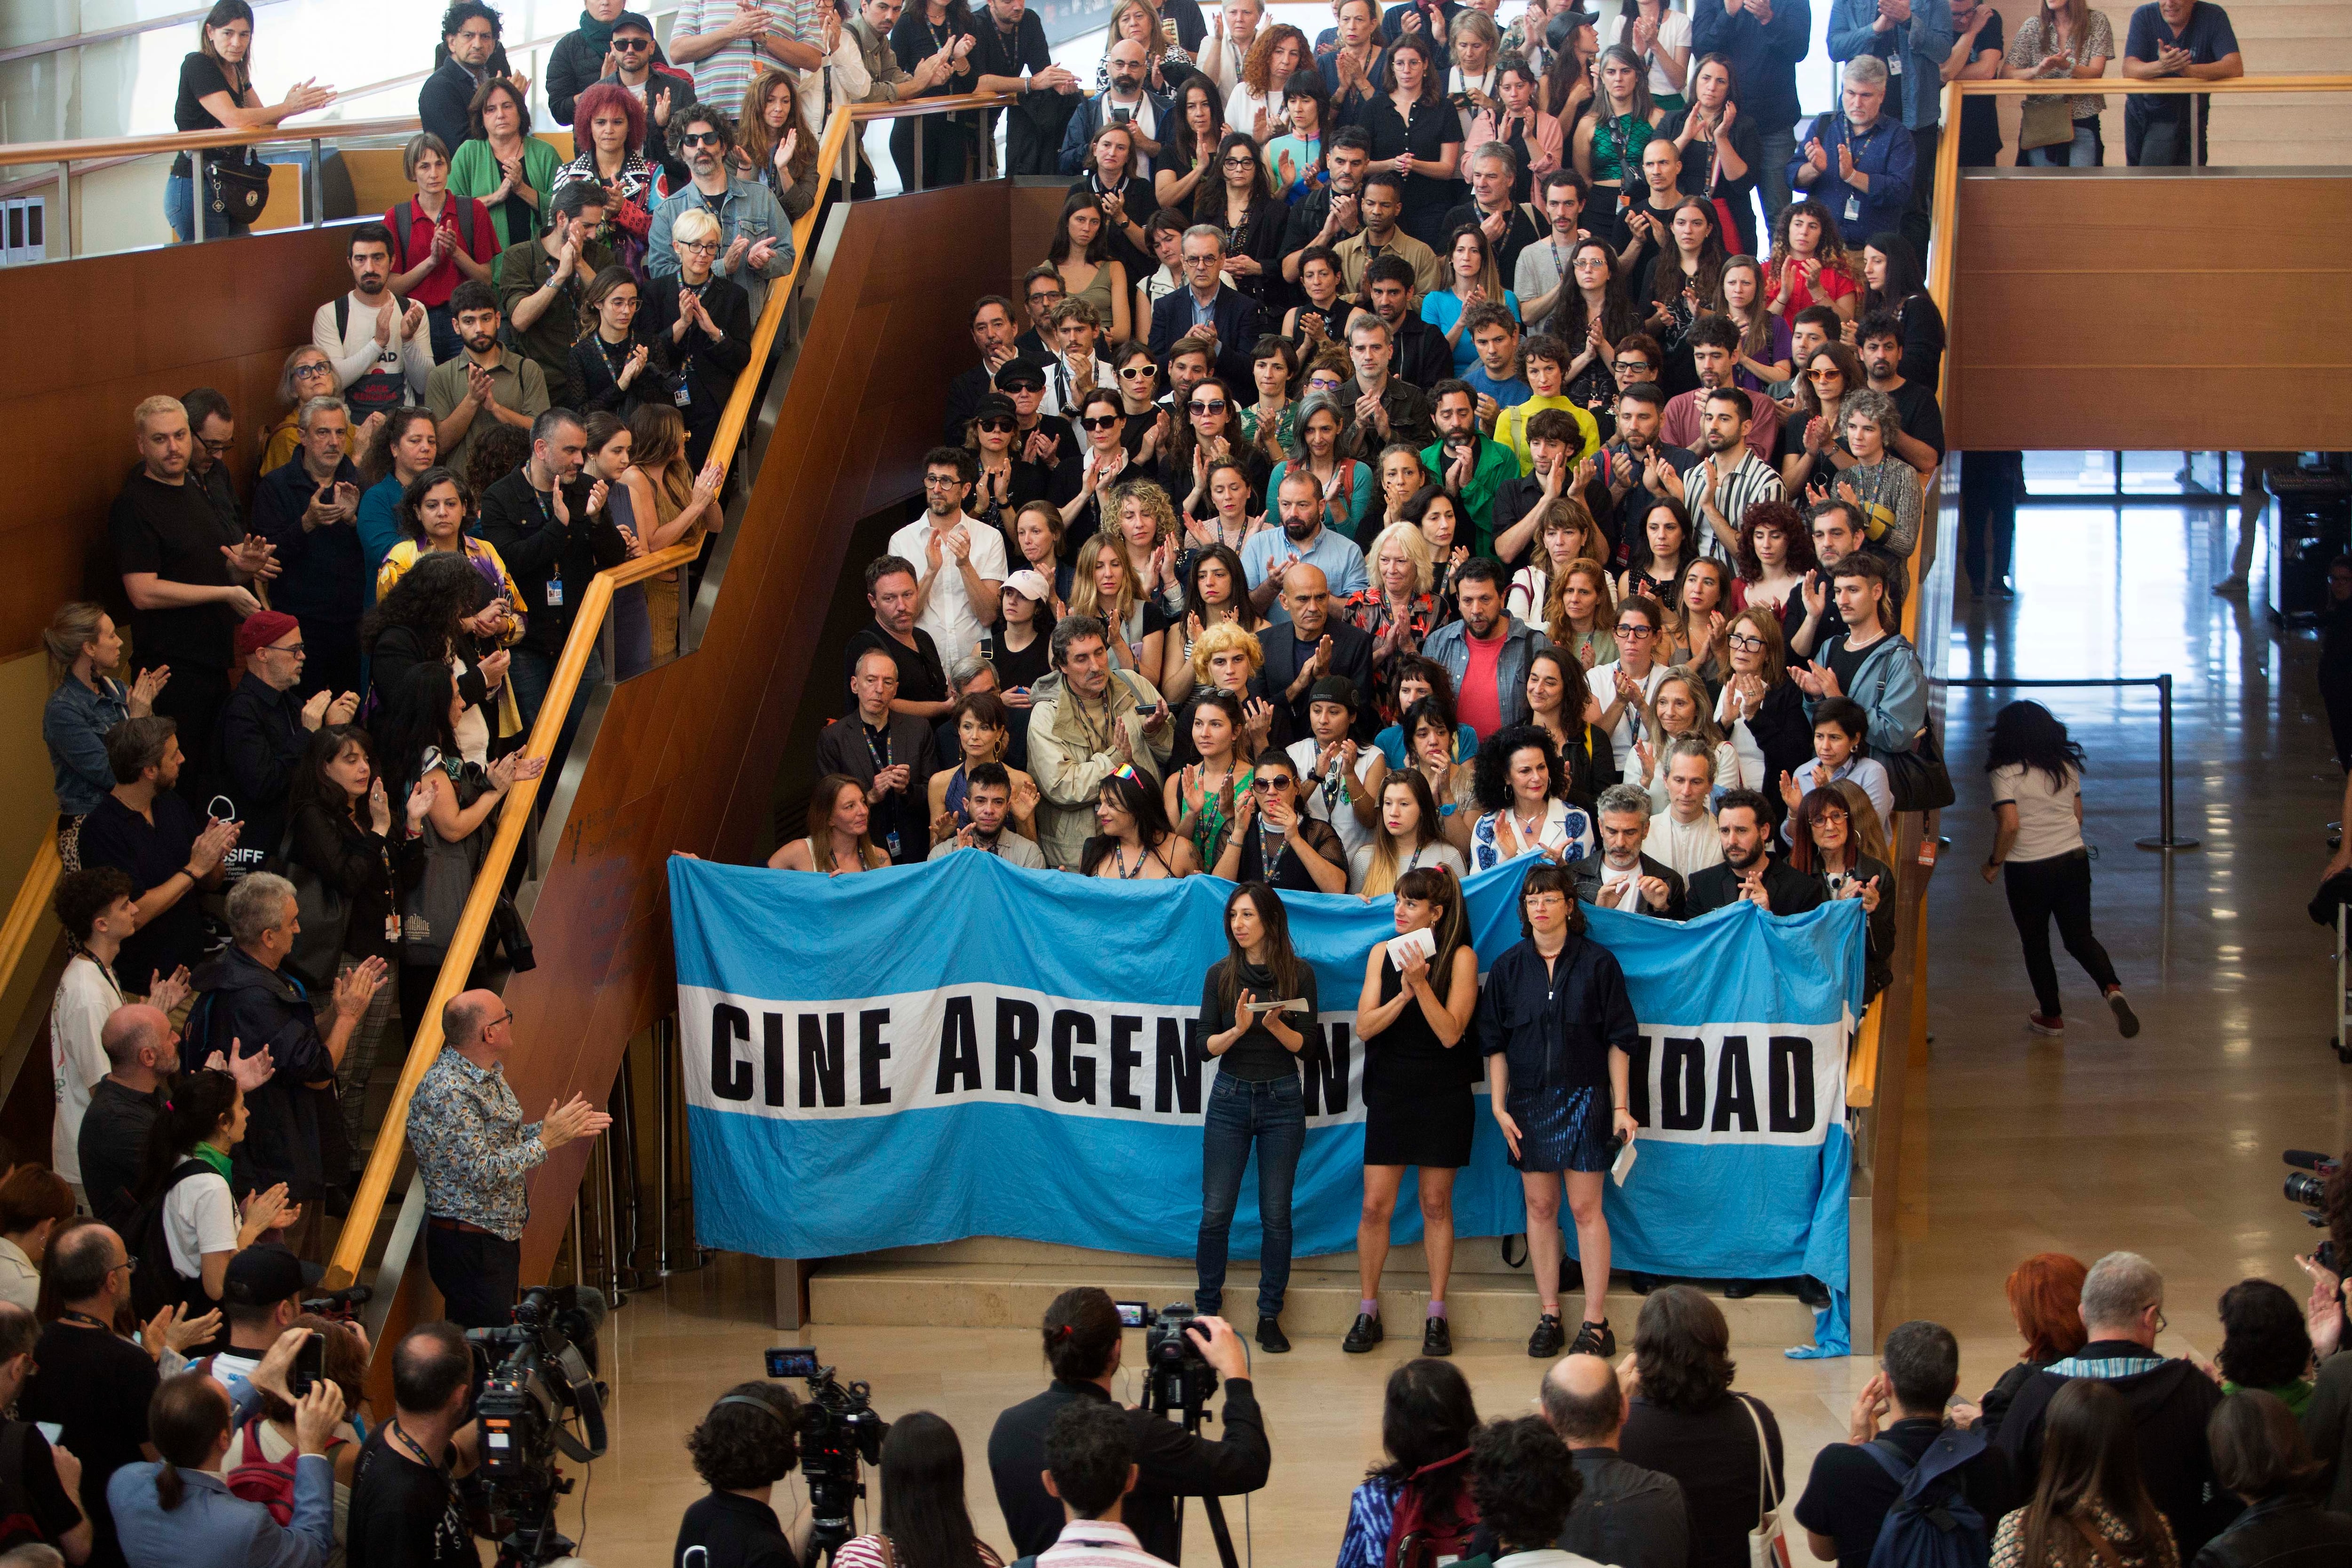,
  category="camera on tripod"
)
[1115,1301,1220,1418]
[2283,1149,2343,1272]
[766,1346,889,1562]
[464,1286,610,1567]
